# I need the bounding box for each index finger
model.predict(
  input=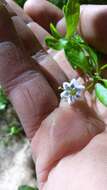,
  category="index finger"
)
[0,2,58,139]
